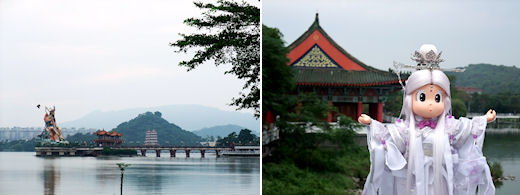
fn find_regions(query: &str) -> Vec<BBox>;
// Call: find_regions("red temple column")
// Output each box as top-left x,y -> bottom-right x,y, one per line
185,150 -> 190,158
201,150 -> 205,158
170,150 -> 176,157
357,102 -> 363,118
377,102 -> 383,122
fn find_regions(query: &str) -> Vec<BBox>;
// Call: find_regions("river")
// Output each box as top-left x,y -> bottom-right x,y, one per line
0,152 -> 260,195
483,129 -> 520,195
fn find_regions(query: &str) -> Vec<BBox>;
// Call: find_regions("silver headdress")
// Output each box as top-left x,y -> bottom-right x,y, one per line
393,44 -> 464,72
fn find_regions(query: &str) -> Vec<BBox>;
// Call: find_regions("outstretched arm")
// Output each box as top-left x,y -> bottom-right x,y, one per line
358,113 -> 372,125
486,109 -> 496,122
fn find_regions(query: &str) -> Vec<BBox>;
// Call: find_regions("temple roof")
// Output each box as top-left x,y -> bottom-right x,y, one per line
287,13 -> 403,86
294,69 -> 401,87
94,129 -> 122,137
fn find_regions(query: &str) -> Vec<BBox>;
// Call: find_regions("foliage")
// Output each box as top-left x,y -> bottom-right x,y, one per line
216,128 -> 259,146
117,162 -> 131,172
114,112 -> 201,146
488,161 -> 503,188
469,92 -> 520,114
451,98 -> 467,118
171,0 -> 260,117
263,116 -> 370,194
262,25 -> 295,119
66,132 -> 96,146
102,148 -> 137,156
263,161 -> 358,195
385,90 -> 404,117
448,64 -> 520,95
0,139 -> 37,151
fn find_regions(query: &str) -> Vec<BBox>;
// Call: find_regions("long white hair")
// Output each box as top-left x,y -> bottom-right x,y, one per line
401,69 -> 452,195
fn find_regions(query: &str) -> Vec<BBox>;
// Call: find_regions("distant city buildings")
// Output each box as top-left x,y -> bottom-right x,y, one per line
144,129 -> 159,146
456,86 -> 483,95
0,127 -> 97,141
200,140 -> 217,147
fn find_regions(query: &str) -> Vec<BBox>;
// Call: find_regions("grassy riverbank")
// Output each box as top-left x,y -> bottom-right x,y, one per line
263,148 -> 369,194
262,116 -> 370,194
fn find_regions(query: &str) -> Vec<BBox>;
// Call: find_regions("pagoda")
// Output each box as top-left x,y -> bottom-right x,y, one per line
93,129 -> 123,147
285,13 -> 404,122
144,129 -> 159,146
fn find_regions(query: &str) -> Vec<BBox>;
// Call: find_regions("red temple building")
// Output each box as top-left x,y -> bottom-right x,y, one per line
267,13 -> 404,124
93,129 -> 123,147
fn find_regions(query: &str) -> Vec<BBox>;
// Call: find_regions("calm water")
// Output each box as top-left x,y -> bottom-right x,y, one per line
483,129 -> 520,195
0,152 -> 259,195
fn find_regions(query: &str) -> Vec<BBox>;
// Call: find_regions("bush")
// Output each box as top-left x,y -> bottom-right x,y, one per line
101,147 -> 137,156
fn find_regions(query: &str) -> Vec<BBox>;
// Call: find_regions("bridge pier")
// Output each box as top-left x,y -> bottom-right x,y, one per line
155,150 -> 161,157
201,150 -> 205,158
141,150 -> 146,156
215,150 -> 219,157
170,150 -> 176,157
185,150 -> 190,158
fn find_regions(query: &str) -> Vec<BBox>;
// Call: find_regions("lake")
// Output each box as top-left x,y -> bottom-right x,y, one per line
483,129 -> 520,195
0,152 -> 260,195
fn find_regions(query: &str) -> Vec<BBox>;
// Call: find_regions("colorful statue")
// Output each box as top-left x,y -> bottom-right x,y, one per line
40,106 -> 64,142
359,44 -> 496,195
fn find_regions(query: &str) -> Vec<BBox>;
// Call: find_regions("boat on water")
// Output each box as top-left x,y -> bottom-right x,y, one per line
220,146 -> 260,157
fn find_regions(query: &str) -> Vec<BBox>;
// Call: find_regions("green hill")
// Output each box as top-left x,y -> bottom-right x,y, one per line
192,124 -> 259,138
448,64 -> 520,94
113,111 -> 201,146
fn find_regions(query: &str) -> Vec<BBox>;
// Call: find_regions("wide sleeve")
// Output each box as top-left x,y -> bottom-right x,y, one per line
447,115 -> 487,149
363,120 -> 407,195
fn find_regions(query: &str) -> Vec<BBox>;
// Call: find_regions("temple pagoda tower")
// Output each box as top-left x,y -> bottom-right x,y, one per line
285,13 -> 404,122
144,129 -> 159,146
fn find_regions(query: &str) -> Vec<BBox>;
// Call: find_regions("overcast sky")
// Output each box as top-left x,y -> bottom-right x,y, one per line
0,0 -> 257,127
263,0 -> 519,70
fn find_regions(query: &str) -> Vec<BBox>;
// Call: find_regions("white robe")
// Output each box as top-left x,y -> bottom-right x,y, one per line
363,116 -> 495,195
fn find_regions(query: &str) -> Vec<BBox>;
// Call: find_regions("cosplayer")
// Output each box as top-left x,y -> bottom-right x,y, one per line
358,44 -> 496,195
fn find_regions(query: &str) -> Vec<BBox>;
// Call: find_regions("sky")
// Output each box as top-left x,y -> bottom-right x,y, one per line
0,0 -> 257,127
263,0 -> 520,70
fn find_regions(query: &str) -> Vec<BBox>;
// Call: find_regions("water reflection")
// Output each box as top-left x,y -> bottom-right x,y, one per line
42,158 -> 60,195
0,152 -> 259,195
483,131 -> 520,195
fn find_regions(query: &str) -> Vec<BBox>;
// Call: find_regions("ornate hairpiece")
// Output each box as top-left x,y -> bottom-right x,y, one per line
393,44 -> 464,72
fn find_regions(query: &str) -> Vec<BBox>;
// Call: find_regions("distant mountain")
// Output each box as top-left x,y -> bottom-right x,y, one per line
448,64 -> 520,94
113,111 -> 201,146
192,124 -> 259,138
61,104 -> 259,131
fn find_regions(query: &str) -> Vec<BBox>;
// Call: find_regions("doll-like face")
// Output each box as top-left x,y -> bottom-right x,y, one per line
412,84 -> 446,119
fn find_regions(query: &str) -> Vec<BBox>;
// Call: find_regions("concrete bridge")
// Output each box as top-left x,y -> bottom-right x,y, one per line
35,146 -> 233,158
35,147 -> 103,156
115,146 -> 233,158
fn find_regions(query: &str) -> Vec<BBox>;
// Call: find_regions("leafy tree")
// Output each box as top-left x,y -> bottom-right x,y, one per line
237,129 -> 256,144
171,0 -> 260,117
262,25 -> 295,119
116,162 -> 131,195
217,129 -> 258,146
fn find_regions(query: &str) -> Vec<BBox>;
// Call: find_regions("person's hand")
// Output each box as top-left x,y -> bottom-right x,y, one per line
486,109 -> 496,122
358,114 -> 372,125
